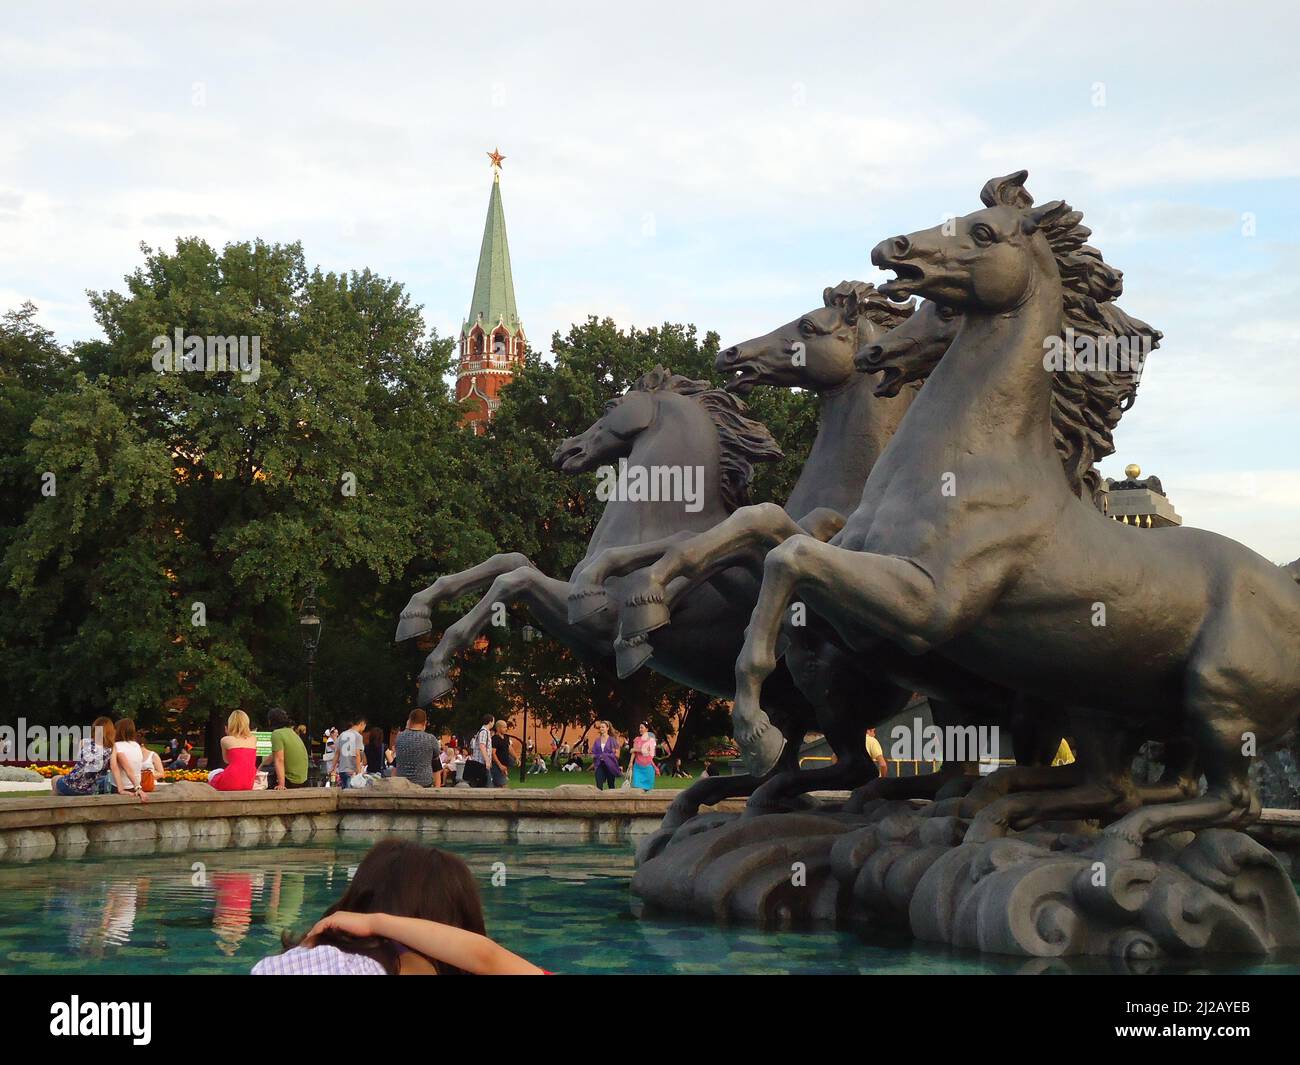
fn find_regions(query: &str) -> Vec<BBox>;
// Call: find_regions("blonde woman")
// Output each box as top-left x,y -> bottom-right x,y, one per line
209,710 -> 259,791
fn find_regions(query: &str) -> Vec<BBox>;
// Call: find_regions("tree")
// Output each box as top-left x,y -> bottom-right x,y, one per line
0,240 -> 486,745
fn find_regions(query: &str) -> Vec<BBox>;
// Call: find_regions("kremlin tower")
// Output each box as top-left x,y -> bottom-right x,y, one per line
455,147 -> 526,433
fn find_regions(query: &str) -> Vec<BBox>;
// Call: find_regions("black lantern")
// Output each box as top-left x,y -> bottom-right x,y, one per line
518,623 -> 538,781
298,584 -> 323,776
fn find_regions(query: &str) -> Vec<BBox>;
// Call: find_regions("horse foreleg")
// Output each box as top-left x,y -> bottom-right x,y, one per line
397,553 -> 535,641
618,502 -> 816,640
416,568 -> 611,705
735,538 -> 983,776
731,539 -> 819,776
566,533 -> 696,622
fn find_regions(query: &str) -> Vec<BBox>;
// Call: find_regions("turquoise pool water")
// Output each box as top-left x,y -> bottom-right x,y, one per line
1,839 -> 1297,975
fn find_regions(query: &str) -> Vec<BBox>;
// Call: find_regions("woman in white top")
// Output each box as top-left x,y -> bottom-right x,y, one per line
110,717 -> 148,801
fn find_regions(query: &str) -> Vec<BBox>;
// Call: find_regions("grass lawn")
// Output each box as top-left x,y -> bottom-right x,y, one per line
505,766 -> 699,790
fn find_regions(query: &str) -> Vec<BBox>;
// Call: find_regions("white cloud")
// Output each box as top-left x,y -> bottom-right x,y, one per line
1,0 -> 1298,557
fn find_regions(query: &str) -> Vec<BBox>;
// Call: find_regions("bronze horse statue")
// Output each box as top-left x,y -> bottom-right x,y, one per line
564,284 -> 925,822
730,171 -> 1300,859
588,283 -> 1152,812
395,366 -> 822,772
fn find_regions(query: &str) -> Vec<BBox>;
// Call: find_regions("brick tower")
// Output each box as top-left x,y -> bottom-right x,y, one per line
455,147 -> 526,433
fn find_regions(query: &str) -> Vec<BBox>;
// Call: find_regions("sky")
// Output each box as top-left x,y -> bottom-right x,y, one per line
3,0 -> 1299,561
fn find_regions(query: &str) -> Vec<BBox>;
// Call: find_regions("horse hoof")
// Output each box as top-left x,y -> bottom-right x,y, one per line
416,667 -> 452,705
566,587 -> 608,624
620,587 -> 671,638
615,633 -> 653,678
395,605 -> 432,642
736,720 -> 785,777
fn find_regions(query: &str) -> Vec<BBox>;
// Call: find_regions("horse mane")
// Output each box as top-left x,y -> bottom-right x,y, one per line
823,280 -> 915,346
981,172 -> 1164,504
631,366 -> 783,511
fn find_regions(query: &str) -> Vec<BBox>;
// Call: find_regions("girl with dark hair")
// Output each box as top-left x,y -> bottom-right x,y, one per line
251,840 -> 543,975
629,723 -> 657,790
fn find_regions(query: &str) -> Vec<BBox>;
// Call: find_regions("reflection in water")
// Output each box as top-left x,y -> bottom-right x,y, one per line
262,868 -> 307,943
0,841 -> 1295,976
103,880 -> 140,946
211,873 -> 254,956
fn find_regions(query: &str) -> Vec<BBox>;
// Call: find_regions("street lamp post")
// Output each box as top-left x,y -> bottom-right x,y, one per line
298,584 -> 323,779
519,624 -> 537,783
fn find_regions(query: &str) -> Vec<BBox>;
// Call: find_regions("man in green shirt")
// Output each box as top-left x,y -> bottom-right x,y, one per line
264,707 -> 309,789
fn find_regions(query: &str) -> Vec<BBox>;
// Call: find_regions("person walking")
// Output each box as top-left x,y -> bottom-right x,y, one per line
629,723 -> 657,791
393,709 -> 441,788
263,707 -> 309,789
591,721 -> 620,790
464,714 -> 493,788
490,720 -> 512,789
865,727 -> 889,778
321,728 -> 338,783
334,716 -> 367,789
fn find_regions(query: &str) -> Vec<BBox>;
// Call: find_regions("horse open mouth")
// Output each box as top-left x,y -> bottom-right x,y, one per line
877,261 -> 925,300
871,364 -> 907,398
722,364 -> 760,395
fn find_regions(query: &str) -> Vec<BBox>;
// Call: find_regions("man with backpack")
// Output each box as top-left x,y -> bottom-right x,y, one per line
464,714 -> 493,788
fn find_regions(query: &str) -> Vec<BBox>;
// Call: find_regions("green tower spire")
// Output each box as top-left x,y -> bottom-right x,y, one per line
463,149 -> 521,337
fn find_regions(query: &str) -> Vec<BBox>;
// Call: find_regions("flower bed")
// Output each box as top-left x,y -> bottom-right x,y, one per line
164,769 -> 208,783
27,764 -> 73,778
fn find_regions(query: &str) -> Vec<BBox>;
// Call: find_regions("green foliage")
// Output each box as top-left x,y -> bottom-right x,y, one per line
0,239 -> 482,731
0,248 -> 818,750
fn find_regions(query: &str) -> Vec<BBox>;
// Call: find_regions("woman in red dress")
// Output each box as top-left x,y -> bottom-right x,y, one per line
208,710 -> 259,791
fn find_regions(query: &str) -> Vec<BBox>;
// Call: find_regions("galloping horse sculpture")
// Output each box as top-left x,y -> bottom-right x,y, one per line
395,367 -> 820,766
586,277 -> 1148,809
566,284 -> 926,820
730,171 -> 1300,857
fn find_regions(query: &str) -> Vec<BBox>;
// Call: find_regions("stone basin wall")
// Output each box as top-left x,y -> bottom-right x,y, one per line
1,781 -> 1297,868
0,781 -> 745,863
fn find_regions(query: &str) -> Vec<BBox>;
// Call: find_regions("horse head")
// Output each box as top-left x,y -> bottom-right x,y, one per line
856,299 -> 962,398
553,377 -> 666,473
870,170 -> 1114,316
870,171 -> 1159,502
553,366 -> 782,513
717,281 -> 913,396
